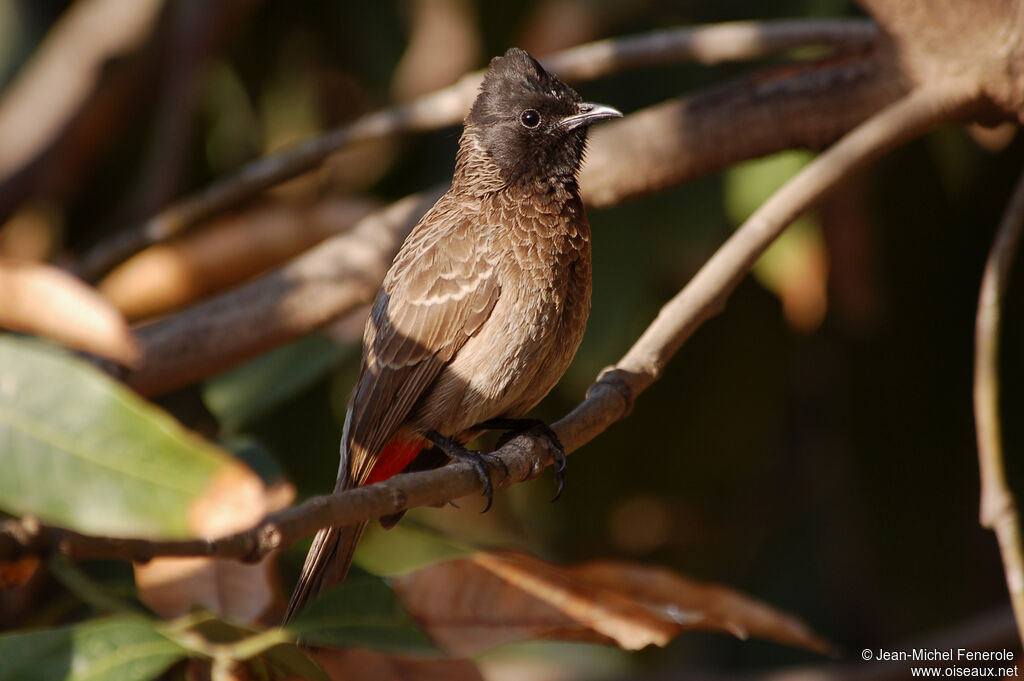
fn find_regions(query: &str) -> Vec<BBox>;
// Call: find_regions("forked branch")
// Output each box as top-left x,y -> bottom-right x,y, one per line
73,19 -> 876,280
127,51 -> 898,396
0,83 -> 974,563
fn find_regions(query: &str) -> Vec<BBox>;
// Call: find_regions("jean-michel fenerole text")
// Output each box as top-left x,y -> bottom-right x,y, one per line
873,649 -> 1016,662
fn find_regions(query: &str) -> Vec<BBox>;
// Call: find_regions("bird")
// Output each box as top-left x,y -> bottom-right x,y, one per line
284,47 -> 621,623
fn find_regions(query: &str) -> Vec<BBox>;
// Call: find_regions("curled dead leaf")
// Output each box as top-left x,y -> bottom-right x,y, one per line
393,551 -> 831,656
566,561 -> 832,654
0,258 -> 139,365
187,463 -> 270,538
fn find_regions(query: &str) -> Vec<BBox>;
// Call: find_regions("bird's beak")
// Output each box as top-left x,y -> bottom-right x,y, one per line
558,102 -> 623,131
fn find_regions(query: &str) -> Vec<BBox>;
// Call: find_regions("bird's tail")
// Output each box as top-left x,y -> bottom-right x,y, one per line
283,519 -> 367,624
284,405 -> 367,624
283,406 -> 425,624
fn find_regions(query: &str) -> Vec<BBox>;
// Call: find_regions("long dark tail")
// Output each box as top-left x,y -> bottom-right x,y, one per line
283,520 -> 367,623
284,406 -> 366,624
284,407 -> 428,623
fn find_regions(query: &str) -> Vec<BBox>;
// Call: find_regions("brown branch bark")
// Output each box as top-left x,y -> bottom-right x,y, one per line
975,168 -> 1024,648
128,190 -> 443,395
73,19 -> 877,281
0,82 -> 975,564
126,51 -> 900,397
540,18 -> 877,73
580,49 -> 903,207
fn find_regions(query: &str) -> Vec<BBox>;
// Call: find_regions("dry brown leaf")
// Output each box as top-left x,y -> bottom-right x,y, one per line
187,463 -> 275,539
134,480 -> 292,623
99,198 -> 377,321
393,551 -> 831,656
311,647 -> 483,681
0,258 -> 139,365
566,561 -> 832,654
0,556 -> 40,590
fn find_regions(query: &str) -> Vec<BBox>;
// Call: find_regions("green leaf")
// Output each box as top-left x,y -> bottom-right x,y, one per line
723,151 -> 826,328
287,575 -> 436,653
203,334 -> 350,431
724,150 -> 815,222
262,643 -> 331,681
0,615 -> 185,681
48,554 -> 140,615
0,335 -> 260,537
165,611 -> 331,681
357,523 -> 473,577
723,151 -> 821,279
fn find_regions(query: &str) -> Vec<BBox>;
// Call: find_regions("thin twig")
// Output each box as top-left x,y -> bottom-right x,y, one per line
542,18 -> 877,74
127,52 -> 897,396
607,85 -> 975,397
580,49 -> 900,207
0,83 -> 975,564
73,19 -> 877,280
975,168 -> 1024,648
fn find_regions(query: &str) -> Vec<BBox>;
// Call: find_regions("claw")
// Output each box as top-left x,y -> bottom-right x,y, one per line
458,451 -> 494,511
425,430 -> 501,512
474,418 -> 568,501
549,445 -> 567,501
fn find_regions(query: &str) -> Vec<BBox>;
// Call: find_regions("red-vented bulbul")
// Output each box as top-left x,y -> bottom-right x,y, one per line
284,47 -> 621,622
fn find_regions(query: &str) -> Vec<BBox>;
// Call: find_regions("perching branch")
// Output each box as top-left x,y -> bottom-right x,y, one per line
0,82 -> 975,563
126,51 -> 898,396
974,168 -> 1024,648
73,19 -> 877,280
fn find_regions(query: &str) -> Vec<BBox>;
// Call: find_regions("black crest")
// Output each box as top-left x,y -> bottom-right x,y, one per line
466,48 -> 587,185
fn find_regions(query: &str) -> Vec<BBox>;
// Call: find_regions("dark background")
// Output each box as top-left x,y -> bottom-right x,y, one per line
3,0 -> 1022,677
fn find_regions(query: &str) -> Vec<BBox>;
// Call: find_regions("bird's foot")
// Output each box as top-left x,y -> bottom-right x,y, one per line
425,430 -> 508,512
474,418 -> 567,502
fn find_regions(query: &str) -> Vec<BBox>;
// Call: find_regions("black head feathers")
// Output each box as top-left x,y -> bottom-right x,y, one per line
475,48 -> 581,112
464,48 -> 599,186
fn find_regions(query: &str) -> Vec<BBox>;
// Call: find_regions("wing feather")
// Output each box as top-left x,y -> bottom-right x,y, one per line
344,198 -> 500,486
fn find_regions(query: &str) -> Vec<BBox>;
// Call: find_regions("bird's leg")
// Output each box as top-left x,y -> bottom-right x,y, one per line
474,418 -> 567,501
425,430 -> 507,512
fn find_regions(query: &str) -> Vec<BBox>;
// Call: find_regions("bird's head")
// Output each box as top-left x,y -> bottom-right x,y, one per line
465,48 -> 621,187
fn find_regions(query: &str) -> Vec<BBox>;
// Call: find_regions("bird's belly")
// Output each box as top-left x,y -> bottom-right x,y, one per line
410,274 -> 588,437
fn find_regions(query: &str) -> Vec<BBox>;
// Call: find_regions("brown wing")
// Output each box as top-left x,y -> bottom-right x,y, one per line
343,197 -> 500,486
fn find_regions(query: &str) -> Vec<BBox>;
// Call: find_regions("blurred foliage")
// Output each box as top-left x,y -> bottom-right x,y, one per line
0,614 -> 186,681
0,337 -> 259,538
286,574 -> 437,653
1,0 -> 1023,678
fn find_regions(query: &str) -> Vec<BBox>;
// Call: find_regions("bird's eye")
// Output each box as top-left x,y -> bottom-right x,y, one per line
520,109 -> 540,128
